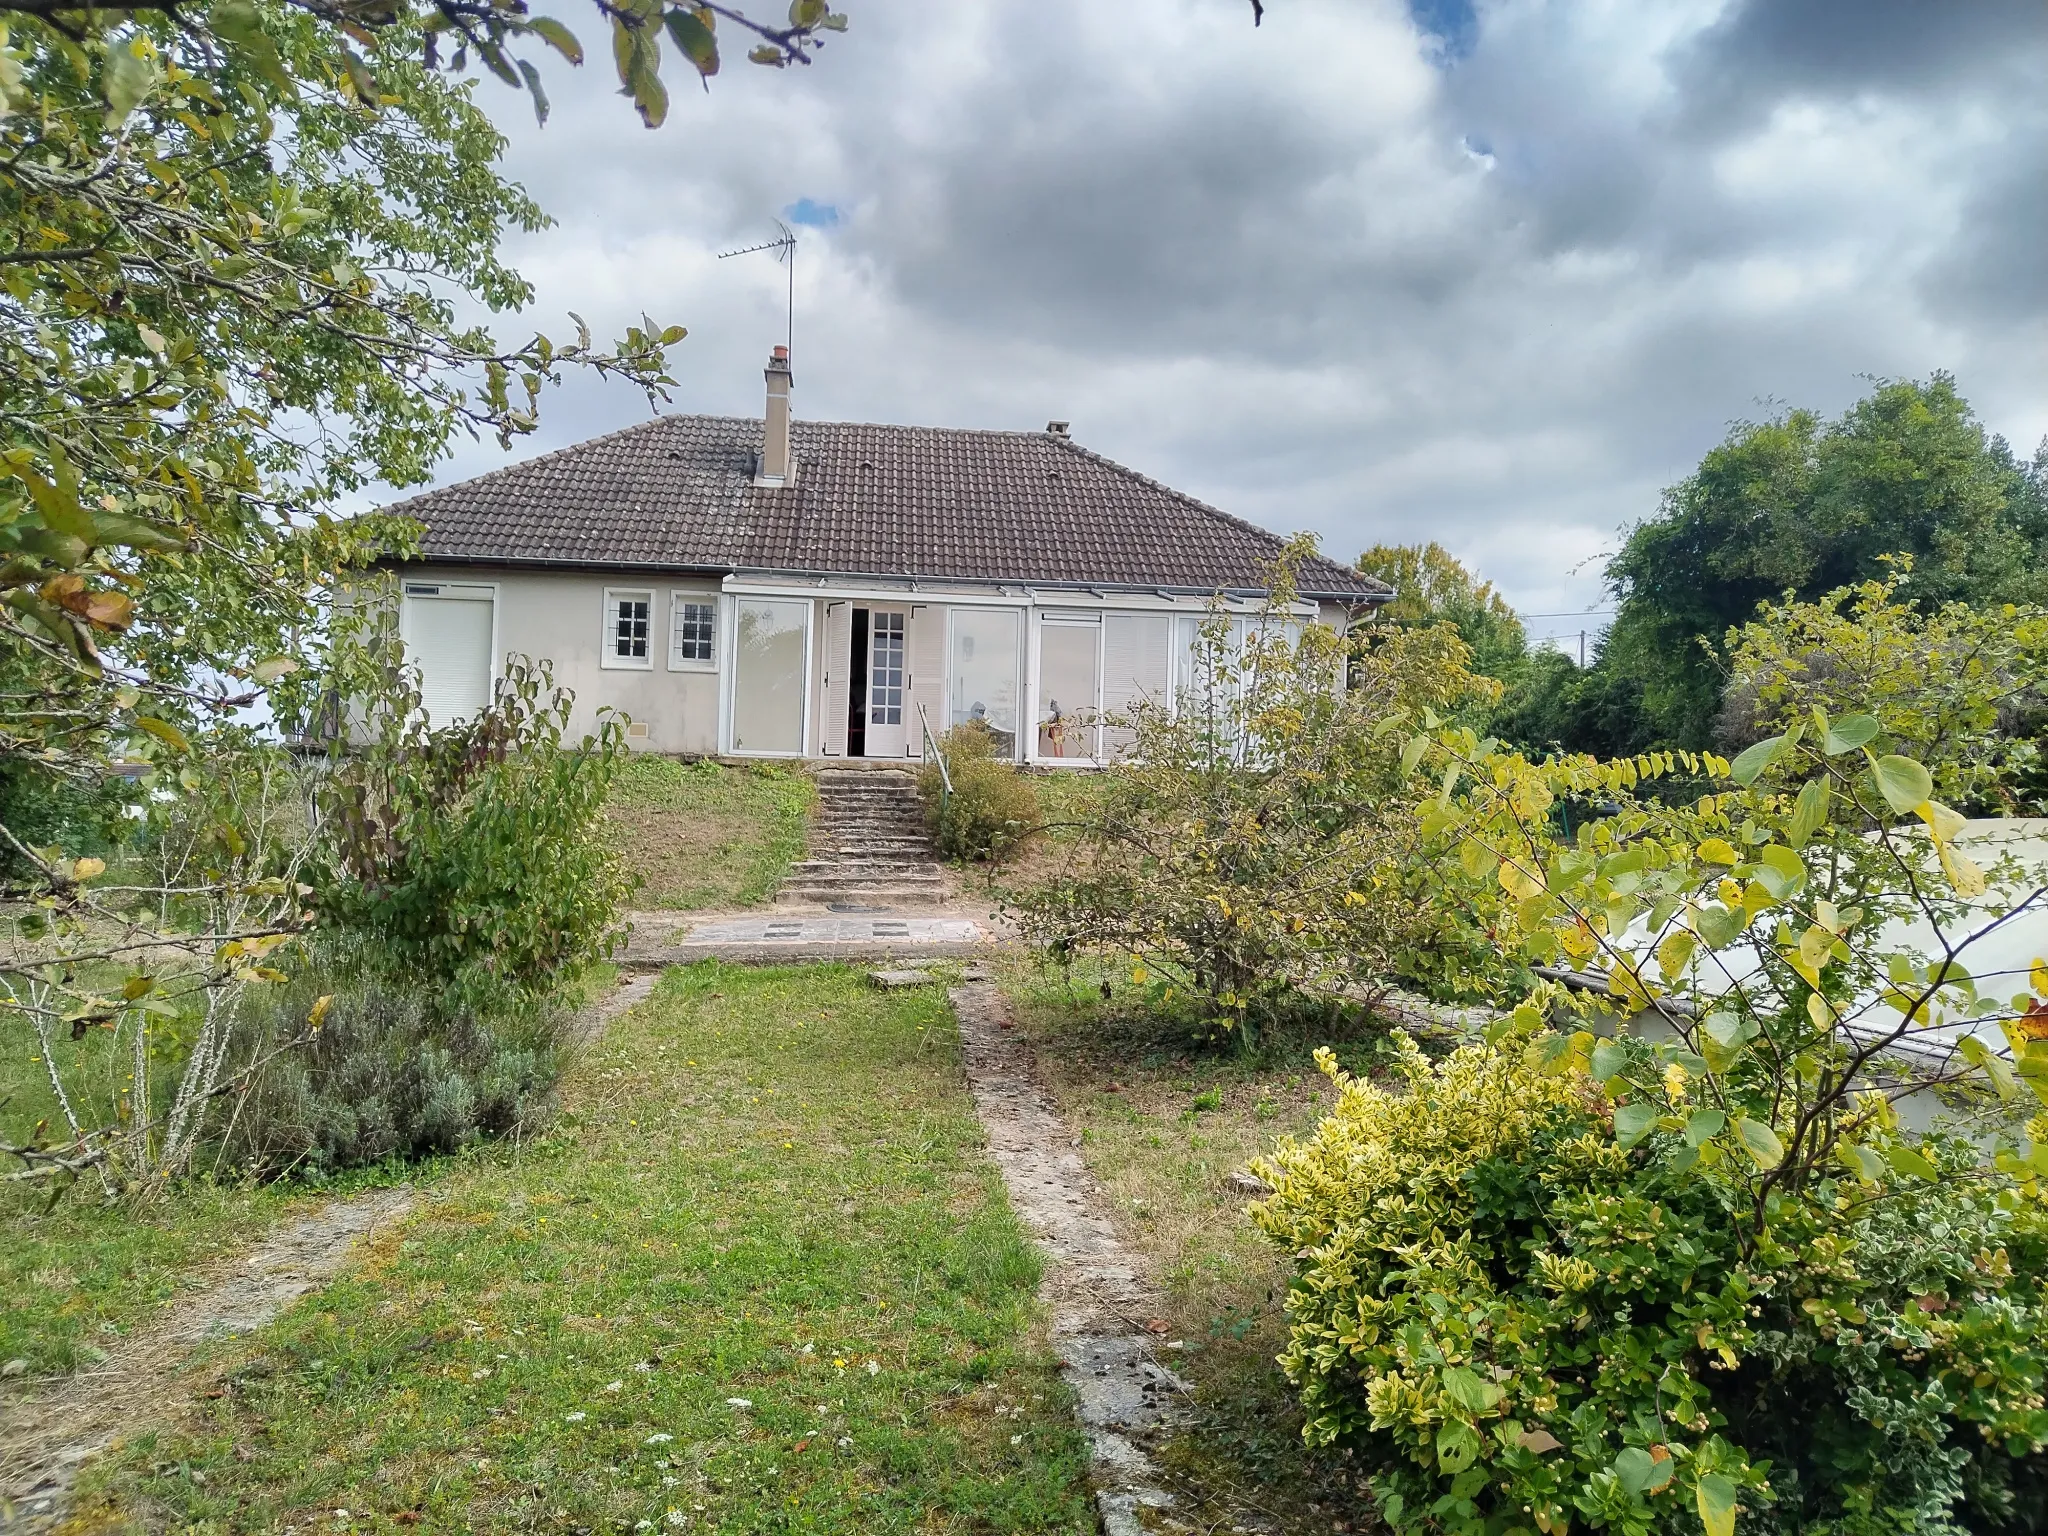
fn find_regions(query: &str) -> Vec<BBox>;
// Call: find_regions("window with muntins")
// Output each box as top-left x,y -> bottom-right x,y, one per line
672,598 -> 716,666
610,592 -> 652,664
869,611 -> 905,725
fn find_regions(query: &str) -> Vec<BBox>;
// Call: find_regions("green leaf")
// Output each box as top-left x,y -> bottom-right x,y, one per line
1590,1039 -> 1629,1085
788,0 -> 828,26
529,16 -> 586,64
517,58 -> 550,124
1697,1473 -> 1739,1536
1440,1365 -> 1504,1413
1684,1108 -> 1726,1147
1435,1418 -> 1482,1473
251,657 -> 298,685
1753,844 -> 1807,899
664,7 -> 719,75
1613,1102 -> 1659,1149
1399,733 -> 1429,780
1958,1035 -> 2017,1100
1871,752 -> 1933,815
102,42 -> 156,127
1838,1142 -> 1883,1183
1788,778 -> 1829,850
132,715 -> 190,753
1695,904 -> 1741,949
1734,1116 -> 1784,1169
747,42 -> 784,65
1824,713 -> 1879,754
1728,734 -> 1785,786
1887,1142 -> 1938,1180
1614,1446 -> 1656,1496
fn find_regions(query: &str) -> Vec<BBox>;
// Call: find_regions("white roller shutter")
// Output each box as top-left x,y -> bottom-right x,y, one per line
404,584 -> 495,725
1101,613 -> 1171,759
820,601 -> 852,756
906,603 -> 945,756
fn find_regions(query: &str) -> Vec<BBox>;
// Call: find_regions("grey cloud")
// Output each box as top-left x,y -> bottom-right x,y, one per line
410,0 -> 2046,624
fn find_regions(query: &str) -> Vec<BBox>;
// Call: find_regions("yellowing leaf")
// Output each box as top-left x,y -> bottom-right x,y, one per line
1871,752 -> 1933,816
1734,1116 -> 1783,1169
72,856 -> 106,880
1917,798 -> 1967,843
1696,837 -> 1740,866
1697,1474 -> 1739,1536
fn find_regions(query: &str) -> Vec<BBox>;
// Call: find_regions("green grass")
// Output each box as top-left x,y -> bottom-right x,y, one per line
74,964 -> 1093,1534
604,759 -> 816,911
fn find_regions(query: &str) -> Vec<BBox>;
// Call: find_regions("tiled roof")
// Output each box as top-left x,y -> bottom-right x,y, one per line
388,415 -> 1390,602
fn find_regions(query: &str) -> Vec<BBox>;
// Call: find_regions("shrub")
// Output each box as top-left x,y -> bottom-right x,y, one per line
220,954 -> 571,1178
1253,1024 -> 2048,1536
919,724 -> 1039,862
315,600 -> 636,1016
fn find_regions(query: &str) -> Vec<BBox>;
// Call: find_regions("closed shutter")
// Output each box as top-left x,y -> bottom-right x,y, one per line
820,601 -> 851,756
405,586 -> 495,725
1101,613 -> 1170,759
906,603 -> 945,756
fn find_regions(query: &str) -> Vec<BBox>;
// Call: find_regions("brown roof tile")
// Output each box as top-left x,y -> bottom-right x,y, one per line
389,415 -> 1389,602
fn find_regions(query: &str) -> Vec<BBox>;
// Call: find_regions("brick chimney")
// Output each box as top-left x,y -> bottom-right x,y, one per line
758,344 -> 794,486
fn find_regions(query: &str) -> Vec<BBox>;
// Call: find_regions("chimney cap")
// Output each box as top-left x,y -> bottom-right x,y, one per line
769,344 -> 790,366
1046,420 -> 1070,437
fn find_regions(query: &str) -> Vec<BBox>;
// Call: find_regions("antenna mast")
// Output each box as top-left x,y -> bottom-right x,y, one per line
717,220 -> 798,355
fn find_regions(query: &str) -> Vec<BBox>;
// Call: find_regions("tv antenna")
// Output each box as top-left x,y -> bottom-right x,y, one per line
718,220 -> 798,356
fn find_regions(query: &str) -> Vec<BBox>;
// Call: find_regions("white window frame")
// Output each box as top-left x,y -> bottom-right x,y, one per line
602,586 -> 656,671
1030,610 -> 1105,767
667,590 -> 720,672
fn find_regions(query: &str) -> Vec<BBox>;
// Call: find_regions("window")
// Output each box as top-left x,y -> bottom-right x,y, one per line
604,589 -> 653,668
670,595 -> 717,669
402,583 -> 496,724
869,610 -> 905,725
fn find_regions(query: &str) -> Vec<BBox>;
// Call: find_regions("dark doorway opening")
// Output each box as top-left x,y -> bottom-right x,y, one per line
847,606 -> 870,757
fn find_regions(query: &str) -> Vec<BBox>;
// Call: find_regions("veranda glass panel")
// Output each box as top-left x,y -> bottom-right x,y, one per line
949,608 -> 1020,759
732,598 -> 808,755
1037,620 -> 1100,760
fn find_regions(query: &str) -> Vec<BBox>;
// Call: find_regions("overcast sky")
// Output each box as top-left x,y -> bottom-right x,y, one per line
418,0 -> 2047,647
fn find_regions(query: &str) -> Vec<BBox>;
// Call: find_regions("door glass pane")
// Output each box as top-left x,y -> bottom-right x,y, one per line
950,609 -> 1020,759
869,611 -> 905,725
733,598 -> 807,754
1037,620 -> 1100,760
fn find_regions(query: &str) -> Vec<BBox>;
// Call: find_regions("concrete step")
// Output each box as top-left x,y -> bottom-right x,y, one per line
790,860 -> 943,878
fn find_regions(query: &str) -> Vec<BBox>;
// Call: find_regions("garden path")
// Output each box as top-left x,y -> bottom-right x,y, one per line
949,980 -> 1206,1536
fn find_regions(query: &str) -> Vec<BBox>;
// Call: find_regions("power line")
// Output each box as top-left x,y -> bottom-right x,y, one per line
1518,607 -> 1616,619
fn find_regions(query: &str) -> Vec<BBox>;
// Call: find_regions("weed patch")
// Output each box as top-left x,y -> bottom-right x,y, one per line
605,759 -> 814,910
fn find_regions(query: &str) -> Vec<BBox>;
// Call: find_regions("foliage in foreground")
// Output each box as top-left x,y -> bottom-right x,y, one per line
1009,559 -> 1500,1039
220,955 -> 575,1178
1254,1027 -> 2048,1536
920,722 -> 1039,862
315,604 -> 636,1018
1250,700 -> 2048,1534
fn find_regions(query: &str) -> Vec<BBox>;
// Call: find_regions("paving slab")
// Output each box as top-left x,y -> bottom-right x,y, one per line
623,912 -> 995,966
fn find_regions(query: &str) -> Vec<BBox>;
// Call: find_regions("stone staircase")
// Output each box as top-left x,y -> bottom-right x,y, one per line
776,767 -> 949,910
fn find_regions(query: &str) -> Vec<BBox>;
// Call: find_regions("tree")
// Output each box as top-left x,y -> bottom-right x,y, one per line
0,0 -> 815,1189
1601,375 -> 2047,750
1355,541 -> 1528,687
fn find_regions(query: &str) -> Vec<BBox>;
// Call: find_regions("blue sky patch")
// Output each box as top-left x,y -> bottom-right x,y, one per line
783,198 -> 843,229
1408,0 -> 1477,61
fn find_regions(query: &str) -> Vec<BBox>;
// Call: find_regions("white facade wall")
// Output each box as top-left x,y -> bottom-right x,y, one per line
394,562 -> 1354,763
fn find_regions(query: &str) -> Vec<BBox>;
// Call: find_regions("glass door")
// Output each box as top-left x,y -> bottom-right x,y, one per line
865,607 -> 908,757
1036,616 -> 1101,761
731,598 -> 810,755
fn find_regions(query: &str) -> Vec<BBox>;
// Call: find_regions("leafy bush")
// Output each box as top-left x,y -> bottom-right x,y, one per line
1008,550 -> 1501,1037
919,723 -> 1039,862
315,603 -> 636,1016
221,954 -> 571,1178
1254,1024 -> 2048,1536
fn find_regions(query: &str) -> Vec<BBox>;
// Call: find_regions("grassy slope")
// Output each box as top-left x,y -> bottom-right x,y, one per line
604,759 -> 814,912
75,964 -> 1092,1534
1001,958 -> 1387,1533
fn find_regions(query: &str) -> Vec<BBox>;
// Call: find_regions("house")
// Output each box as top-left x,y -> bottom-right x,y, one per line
383,347 -> 1391,763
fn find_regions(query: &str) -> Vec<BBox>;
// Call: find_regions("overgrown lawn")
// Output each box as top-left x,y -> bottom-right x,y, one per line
604,759 -> 815,910
75,963 -> 1092,1533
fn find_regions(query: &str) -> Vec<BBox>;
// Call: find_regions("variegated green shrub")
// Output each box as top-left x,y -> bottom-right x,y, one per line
1254,1018 -> 2048,1536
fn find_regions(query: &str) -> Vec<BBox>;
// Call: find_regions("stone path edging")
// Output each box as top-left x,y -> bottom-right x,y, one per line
949,981 -> 1189,1535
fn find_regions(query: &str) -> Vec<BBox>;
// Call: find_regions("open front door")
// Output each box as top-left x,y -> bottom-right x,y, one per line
863,606 -> 909,757
821,601 -> 851,757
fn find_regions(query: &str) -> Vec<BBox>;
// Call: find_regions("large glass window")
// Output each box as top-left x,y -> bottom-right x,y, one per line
732,598 -> 808,755
604,589 -> 653,668
949,608 -> 1020,759
1037,617 -> 1101,760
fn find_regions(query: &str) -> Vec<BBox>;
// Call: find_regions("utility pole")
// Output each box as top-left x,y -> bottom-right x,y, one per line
1578,630 -> 1586,667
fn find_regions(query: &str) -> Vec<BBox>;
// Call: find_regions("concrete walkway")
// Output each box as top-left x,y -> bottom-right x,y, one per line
621,909 -> 999,966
